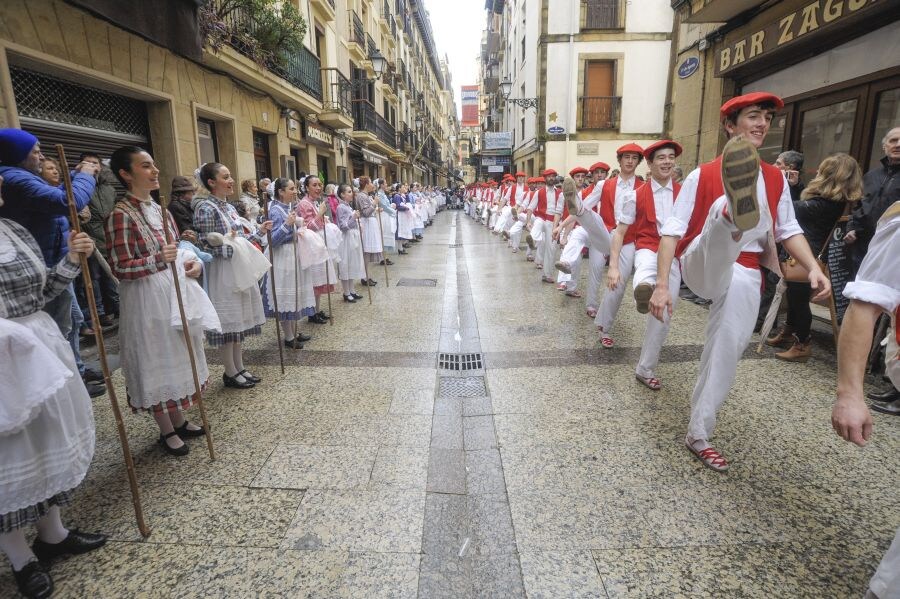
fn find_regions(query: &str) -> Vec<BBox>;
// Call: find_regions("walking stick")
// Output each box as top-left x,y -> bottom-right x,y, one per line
159,196 -> 216,461
56,145 -> 150,538
375,206 -> 390,286
356,214 -> 373,305
290,203 -> 301,333
321,209 -> 334,326
260,197 -> 285,374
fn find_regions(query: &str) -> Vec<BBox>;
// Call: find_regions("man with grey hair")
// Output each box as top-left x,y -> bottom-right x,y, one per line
846,126 -> 900,271
775,150 -> 804,201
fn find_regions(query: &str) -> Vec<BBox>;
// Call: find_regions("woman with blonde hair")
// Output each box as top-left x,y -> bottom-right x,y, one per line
767,152 -> 863,362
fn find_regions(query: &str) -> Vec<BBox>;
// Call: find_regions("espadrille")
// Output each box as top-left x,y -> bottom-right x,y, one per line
562,176 -> 582,216
720,135 -> 760,232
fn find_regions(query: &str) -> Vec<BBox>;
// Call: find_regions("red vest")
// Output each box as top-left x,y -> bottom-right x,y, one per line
632,179 -> 682,252
599,177 -> 640,244
675,157 -> 784,269
533,187 -> 549,220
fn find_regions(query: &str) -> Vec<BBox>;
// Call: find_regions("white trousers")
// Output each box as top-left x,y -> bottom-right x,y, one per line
537,219 -> 557,279
571,213 -> 611,308
683,197 -> 760,442
633,249 -> 681,378
558,228 -> 588,289
493,206 -> 513,233
871,529 -> 900,599
594,242 -> 635,332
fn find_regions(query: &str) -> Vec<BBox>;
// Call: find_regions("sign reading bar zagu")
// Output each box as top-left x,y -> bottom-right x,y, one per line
715,0 -> 881,76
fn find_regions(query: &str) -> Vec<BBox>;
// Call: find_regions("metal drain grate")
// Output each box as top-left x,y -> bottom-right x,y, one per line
397,278 -> 437,287
438,352 -> 483,371
439,376 -> 487,398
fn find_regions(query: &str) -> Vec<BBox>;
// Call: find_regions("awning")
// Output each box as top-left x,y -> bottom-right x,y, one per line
362,148 -> 388,165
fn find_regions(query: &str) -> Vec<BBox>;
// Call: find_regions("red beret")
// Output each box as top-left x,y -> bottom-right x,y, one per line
616,143 -> 644,157
541,168 -> 558,177
589,162 -> 610,172
719,92 -> 784,121
515,171 -> 527,178
568,167 -> 588,176
643,140 -> 683,160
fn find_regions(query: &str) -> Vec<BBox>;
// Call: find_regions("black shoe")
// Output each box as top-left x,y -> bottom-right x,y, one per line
867,387 -> 900,402
157,431 -> 189,456
12,561 -> 53,599
366,278 -> 377,286
343,294 -> 357,303
871,400 -> 900,416
239,370 -> 261,383
222,373 -> 254,389
82,367 -> 104,383
361,278 -> 371,286
296,332 -> 312,342
398,249 -> 408,255
175,421 -> 206,438
33,530 -> 108,562
379,259 -> 394,266
308,314 -> 327,324
350,292 -> 364,300
317,311 -> 331,320
284,337 -> 304,349
85,381 -> 106,398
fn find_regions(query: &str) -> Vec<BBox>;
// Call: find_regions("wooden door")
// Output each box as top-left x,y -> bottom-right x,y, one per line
583,61 -> 616,129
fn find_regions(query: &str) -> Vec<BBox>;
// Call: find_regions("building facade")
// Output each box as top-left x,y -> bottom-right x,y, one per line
668,0 -> 899,175
476,0 -> 674,178
0,0 -> 460,199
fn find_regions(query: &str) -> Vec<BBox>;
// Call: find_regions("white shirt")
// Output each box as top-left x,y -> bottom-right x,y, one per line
514,184 -> 526,205
660,166 -> 803,252
546,186 -> 563,216
843,205 -> 900,313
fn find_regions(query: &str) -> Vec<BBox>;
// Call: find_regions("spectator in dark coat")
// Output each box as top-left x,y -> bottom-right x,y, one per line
845,126 -> 899,270
776,150 -> 805,202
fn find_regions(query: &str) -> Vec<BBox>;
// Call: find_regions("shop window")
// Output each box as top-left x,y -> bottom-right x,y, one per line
197,118 -> 219,165
799,99 -> 857,178
581,60 -> 620,130
759,112 -> 787,165
253,130 -> 272,181
868,87 -> 900,170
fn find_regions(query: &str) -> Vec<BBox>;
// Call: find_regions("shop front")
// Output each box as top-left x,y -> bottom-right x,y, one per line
304,121 -> 337,183
709,0 -> 899,176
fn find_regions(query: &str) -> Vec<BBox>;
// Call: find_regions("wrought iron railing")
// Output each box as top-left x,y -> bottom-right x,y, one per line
383,0 -> 391,21
584,0 -> 621,29
367,34 -> 377,59
580,96 -> 621,129
353,101 -> 396,148
321,68 -> 352,117
350,10 -> 365,45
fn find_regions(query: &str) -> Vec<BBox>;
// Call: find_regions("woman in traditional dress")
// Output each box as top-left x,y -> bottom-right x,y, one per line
193,162 -> 272,390
335,184 -> 366,303
354,176 -> 381,284
393,183 -> 413,254
261,177 -> 315,349
375,179 -> 396,262
296,175 -> 334,323
105,147 -> 219,456
0,175 -> 105,598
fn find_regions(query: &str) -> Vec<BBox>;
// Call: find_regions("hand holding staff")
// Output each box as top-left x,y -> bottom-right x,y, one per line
262,198 -> 286,373
57,145 -> 150,538
159,196 -> 216,461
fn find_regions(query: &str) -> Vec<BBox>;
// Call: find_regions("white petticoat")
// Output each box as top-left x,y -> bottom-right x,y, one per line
206,251 -> 266,335
264,239 -> 315,315
360,216 -> 383,253
119,253 -> 213,409
397,210 -> 415,240
0,311 -> 95,515
337,229 -> 366,281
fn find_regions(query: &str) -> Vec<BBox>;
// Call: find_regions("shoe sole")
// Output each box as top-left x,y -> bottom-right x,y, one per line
634,282 -> 654,314
525,233 -> 536,250
720,135 -> 760,232
555,260 -> 572,274
562,176 -> 581,216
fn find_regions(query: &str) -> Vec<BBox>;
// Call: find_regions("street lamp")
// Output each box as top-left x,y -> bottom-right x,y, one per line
499,77 -> 538,110
414,114 -> 424,130
370,48 -> 387,79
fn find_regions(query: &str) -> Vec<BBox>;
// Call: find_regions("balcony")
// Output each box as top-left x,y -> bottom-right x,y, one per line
579,96 -> 622,130
319,68 -> 353,129
348,10 -> 367,63
352,101 -> 397,153
582,0 -> 623,30
382,64 -> 398,100
380,0 -> 392,34
482,77 -> 498,94
403,16 -> 412,42
367,34 -> 377,61
309,0 -> 336,21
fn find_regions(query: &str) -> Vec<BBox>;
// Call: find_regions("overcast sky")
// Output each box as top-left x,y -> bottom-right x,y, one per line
425,0 -> 484,119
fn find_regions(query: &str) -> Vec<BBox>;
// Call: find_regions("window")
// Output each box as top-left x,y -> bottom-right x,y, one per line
799,99 -> 858,179
253,130 -> 272,181
520,115 -> 525,144
197,118 -> 218,165
521,36 -> 525,64
581,60 -> 620,130
583,0 -> 621,30
868,86 -> 900,170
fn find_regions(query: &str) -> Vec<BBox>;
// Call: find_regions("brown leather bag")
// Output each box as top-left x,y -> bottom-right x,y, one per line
780,205 -> 849,283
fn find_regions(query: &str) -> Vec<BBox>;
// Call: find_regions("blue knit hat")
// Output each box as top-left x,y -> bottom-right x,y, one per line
0,128 -> 39,165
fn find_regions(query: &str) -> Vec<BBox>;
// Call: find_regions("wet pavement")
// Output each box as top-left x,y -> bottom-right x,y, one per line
3,210 -> 898,598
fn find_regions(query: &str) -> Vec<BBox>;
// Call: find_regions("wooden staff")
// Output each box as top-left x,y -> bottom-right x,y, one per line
159,196 -> 216,460
290,202 -> 301,332
321,207 -> 334,326
355,213 -> 373,305
56,145 -> 150,537
261,195 -> 286,373
375,205 -> 390,286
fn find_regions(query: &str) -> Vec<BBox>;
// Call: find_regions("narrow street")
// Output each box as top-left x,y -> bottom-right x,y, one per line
1,210 -> 896,598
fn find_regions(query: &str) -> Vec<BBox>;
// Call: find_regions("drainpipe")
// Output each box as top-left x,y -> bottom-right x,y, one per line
694,41 -> 708,168
565,0 -> 576,163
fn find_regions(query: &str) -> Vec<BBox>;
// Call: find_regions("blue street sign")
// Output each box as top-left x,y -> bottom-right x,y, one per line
678,57 -> 700,79
547,126 -> 565,134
